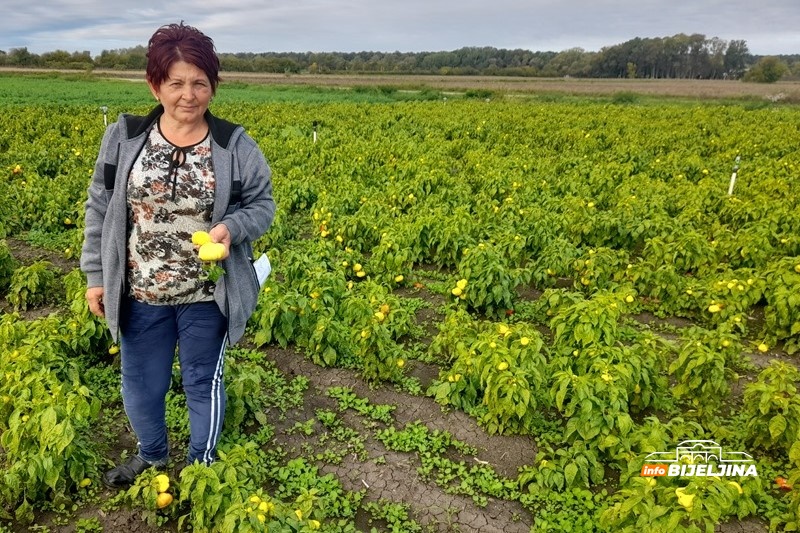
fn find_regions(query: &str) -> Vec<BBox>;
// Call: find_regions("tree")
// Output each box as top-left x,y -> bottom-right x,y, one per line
724,40 -> 749,78
95,46 -> 146,70
744,56 -> 789,83
706,37 -> 726,79
8,47 -> 37,67
42,50 -> 71,66
40,50 -> 92,69
545,48 -> 591,77
686,33 -> 709,78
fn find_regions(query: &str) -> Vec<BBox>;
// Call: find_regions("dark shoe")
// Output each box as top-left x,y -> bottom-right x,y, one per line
102,455 -> 153,489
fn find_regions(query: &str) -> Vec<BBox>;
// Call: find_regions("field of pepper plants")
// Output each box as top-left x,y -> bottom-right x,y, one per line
1,73 -> 800,532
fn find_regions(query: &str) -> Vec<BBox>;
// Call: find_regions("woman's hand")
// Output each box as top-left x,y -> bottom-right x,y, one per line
86,286 -> 105,317
209,224 -> 231,260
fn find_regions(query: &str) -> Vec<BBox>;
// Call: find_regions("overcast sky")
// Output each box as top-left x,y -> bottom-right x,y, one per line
1,0 -> 797,57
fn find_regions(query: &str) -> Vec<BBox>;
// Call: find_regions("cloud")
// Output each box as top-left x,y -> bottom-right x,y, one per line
1,0 -> 797,56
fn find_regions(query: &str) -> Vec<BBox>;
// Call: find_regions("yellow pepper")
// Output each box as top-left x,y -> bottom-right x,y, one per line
198,242 -> 225,261
192,231 -> 211,246
675,487 -> 695,511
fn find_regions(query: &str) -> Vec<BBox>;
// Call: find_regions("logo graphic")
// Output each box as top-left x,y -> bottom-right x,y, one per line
640,440 -> 758,477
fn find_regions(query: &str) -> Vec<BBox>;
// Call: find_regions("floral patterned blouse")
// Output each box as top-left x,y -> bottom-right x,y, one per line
126,124 -> 216,304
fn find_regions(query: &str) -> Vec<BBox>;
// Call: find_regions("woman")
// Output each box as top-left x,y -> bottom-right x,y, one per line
80,22 -> 275,488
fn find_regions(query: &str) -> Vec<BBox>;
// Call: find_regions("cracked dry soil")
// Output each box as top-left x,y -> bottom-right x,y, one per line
262,345 -> 537,533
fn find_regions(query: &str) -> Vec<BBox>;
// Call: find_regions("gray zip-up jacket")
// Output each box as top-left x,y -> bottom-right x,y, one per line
80,105 -> 275,344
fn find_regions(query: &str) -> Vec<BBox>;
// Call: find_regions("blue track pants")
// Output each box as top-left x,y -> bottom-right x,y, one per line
119,297 -> 228,465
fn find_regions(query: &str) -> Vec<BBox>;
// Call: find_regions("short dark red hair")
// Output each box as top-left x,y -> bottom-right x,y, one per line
146,22 -> 220,93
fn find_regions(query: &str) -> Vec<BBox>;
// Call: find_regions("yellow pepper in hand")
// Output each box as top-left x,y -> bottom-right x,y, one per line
198,242 -> 226,261
192,233 -> 226,282
192,231 -> 211,246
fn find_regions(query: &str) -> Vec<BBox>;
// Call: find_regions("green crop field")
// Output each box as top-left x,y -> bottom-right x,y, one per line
1,72 -> 799,532
0,72 -> 455,106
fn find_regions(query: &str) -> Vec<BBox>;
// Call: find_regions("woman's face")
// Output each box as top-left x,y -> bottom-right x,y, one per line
148,60 -> 213,127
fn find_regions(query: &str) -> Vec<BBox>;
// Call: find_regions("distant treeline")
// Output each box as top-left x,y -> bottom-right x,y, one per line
2,33 -> 799,81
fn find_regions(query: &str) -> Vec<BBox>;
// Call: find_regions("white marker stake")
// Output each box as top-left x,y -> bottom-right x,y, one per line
727,156 -> 741,196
